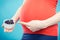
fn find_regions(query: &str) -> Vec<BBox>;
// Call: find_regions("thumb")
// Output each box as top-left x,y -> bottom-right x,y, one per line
2,24 -> 4,28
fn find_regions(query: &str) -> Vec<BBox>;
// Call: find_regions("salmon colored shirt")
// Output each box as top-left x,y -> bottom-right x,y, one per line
19,0 -> 58,36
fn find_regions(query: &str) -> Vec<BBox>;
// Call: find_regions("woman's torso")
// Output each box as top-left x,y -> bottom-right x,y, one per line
20,0 -> 58,36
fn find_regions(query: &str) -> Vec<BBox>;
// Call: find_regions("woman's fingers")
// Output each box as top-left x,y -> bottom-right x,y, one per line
20,22 -> 28,25
20,22 -> 31,28
4,28 -> 13,32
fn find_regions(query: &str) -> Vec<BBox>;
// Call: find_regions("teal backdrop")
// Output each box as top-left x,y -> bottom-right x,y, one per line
0,0 -> 60,40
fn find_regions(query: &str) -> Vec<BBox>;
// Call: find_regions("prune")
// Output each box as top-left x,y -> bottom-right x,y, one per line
5,20 -> 10,24
10,20 -> 14,24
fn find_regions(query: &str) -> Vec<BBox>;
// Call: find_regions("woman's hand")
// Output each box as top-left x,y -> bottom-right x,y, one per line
4,28 -> 14,32
20,20 -> 48,32
2,19 -> 15,32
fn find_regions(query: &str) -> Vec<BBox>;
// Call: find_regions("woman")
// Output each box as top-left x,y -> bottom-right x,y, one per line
2,0 -> 59,40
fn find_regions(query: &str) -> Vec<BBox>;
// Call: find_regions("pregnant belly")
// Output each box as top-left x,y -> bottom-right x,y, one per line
19,0 -> 58,36
20,11 -> 58,36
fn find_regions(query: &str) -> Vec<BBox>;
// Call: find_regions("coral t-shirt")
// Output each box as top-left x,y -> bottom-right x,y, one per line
20,0 -> 58,36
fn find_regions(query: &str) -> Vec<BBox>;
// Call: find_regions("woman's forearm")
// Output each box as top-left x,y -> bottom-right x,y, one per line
11,1 -> 26,23
44,12 -> 60,27
11,8 -> 21,23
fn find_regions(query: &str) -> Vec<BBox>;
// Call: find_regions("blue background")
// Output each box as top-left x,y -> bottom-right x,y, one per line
0,0 -> 60,40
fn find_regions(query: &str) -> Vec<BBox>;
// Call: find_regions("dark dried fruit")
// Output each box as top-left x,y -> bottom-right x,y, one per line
5,20 -> 10,24
10,20 -> 14,24
5,20 -> 14,24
